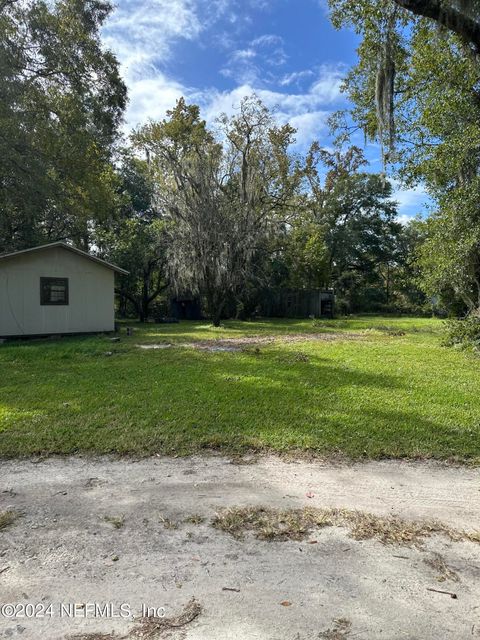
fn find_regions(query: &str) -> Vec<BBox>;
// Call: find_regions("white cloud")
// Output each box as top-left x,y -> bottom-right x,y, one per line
102,0 -> 207,130
103,0 -> 202,73
103,1 -> 346,149
279,70 -> 315,87
121,69 -> 344,152
125,74 -> 188,130
397,213 -> 416,226
288,112 -> 330,146
390,179 -> 430,216
121,66 -> 345,147
309,71 -> 345,104
220,33 -> 288,83
232,48 -> 257,60
251,34 -> 283,47
104,1 -> 287,130
201,67 -> 345,148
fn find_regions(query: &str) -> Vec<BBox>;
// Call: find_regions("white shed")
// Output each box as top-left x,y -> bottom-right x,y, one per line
0,242 -> 128,337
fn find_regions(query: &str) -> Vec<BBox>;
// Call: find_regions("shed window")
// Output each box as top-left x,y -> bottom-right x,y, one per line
40,277 -> 69,305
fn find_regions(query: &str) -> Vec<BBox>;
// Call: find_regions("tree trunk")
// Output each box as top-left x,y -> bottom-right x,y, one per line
115,288 -> 142,321
140,297 -> 149,323
212,307 -> 222,327
118,293 -> 127,318
386,263 -> 391,303
211,296 -> 225,327
140,271 -> 150,323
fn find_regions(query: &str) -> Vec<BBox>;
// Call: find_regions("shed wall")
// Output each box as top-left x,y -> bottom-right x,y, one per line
0,247 -> 115,336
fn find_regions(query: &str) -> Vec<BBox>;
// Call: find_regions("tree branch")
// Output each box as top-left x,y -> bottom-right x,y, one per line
393,0 -> 480,52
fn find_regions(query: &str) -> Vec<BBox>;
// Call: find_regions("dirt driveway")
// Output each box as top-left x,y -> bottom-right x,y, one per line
1,456 -> 479,639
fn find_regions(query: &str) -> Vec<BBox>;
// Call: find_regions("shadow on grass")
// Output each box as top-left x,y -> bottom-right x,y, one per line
1,336 -> 477,460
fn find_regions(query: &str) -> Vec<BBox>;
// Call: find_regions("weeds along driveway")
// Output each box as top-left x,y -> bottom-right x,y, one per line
1,455 -> 480,639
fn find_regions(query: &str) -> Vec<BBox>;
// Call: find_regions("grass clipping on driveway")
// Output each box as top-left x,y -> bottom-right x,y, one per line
0,510 -> 18,530
212,506 -> 480,547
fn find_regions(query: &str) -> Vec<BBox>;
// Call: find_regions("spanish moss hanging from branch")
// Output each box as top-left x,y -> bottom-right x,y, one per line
375,12 -> 397,167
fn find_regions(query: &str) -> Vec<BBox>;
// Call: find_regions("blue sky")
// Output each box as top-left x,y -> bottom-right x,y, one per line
102,0 -> 428,220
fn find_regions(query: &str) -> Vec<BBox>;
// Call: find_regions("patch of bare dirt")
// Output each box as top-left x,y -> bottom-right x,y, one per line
137,332 -> 365,353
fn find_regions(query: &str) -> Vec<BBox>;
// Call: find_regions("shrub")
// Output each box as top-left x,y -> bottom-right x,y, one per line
443,316 -> 480,350
150,300 -> 170,322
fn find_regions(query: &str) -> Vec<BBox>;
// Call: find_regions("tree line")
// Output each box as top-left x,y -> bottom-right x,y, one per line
101,97 -> 424,325
1,0 -> 478,326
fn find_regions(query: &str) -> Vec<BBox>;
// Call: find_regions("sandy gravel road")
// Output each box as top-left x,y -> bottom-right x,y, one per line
1,455 -> 479,639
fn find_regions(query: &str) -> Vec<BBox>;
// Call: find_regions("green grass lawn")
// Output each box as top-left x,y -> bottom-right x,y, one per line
1,316 -> 479,461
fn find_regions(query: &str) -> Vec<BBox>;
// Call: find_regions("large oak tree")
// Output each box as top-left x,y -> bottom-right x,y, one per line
328,0 -> 480,314
0,0 -> 126,252
134,96 -> 302,326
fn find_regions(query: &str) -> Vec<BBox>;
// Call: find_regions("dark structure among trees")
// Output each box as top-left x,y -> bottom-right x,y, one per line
260,289 -> 335,319
169,289 -> 335,321
170,296 -> 202,321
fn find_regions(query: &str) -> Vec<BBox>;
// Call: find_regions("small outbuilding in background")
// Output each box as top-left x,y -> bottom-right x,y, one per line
260,289 -> 335,319
170,295 -> 202,321
0,241 -> 128,338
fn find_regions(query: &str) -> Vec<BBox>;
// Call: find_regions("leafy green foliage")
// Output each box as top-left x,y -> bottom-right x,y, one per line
96,155 -> 169,321
327,0 -> 480,317
300,145 -> 415,311
0,0 -> 126,251
417,183 -> 480,314
283,216 -> 330,290
134,96 -> 302,326
443,316 -> 480,350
